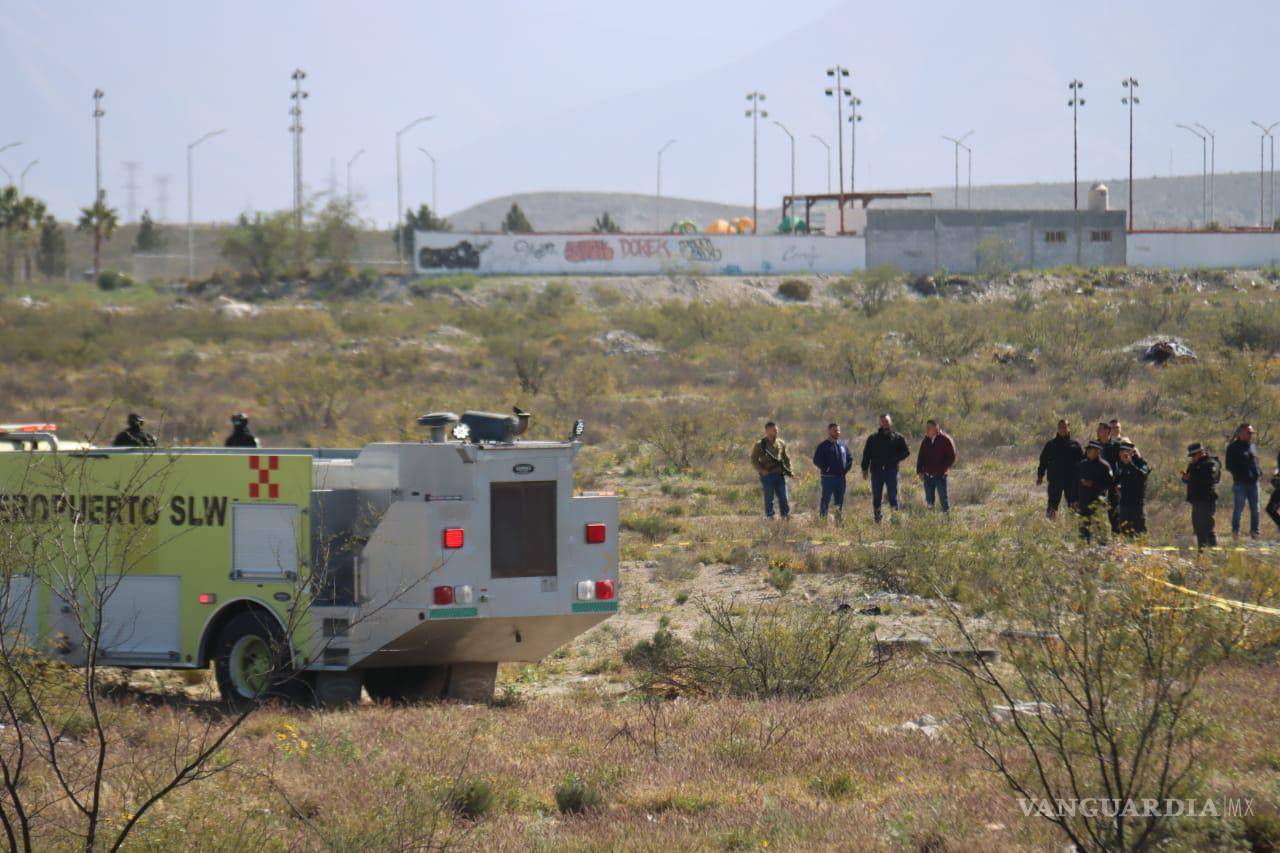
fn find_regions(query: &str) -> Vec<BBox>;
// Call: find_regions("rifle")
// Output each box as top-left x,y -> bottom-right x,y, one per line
759,439 -> 794,477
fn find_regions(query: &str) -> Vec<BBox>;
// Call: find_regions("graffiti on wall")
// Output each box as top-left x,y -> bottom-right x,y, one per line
618,238 -> 671,258
677,237 -> 722,263
564,239 -> 614,263
513,240 -> 559,261
417,240 -> 490,270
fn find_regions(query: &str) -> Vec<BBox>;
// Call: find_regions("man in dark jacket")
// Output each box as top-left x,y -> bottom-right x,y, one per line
112,413 -> 156,448
1037,419 -> 1084,518
861,414 -> 910,523
916,419 -> 957,512
1183,442 -> 1221,548
225,413 -> 260,448
1114,441 -> 1151,536
1266,449 -> 1280,532
1225,423 -> 1262,538
1074,440 -> 1115,542
812,422 -> 853,519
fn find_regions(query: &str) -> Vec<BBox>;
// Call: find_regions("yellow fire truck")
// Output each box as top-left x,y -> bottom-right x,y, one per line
0,413 -> 619,707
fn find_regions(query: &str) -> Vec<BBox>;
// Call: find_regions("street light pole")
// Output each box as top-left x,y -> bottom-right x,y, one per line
1251,121 -> 1278,228
656,139 -> 676,233
0,142 -> 20,156
19,159 -> 37,195
745,93 -> 766,234
1176,124 -> 1207,226
847,95 -> 862,194
1068,80 -> 1085,210
824,67 -> 851,233
418,147 -> 438,216
941,132 -> 972,209
1194,123 -> 1215,224
772,121 -> 795,204
395,115 -> 433,270
346,148 -> 365,205
92,89 -> 105,279
187,129 -> 227,279
810,135 -> 831,193
1122,78 -> 1139,231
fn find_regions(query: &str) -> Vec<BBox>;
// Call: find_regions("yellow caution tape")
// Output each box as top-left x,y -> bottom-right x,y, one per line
1137,571 -> 1280,618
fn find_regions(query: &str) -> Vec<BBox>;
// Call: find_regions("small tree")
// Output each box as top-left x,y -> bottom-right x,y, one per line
220,210 -> 298,282
391,204 -> 450,259
35,215 -> 66,280
132,209 -> 165,253
0,186 -> 47,283
502,203 -> 533,234
313,197 -> 360,277
592,211 -> 621,234
76,195 -> 119,279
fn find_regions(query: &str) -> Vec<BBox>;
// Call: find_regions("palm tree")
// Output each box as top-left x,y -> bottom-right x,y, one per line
77,194 -> 119,278
0,186 -> 48,284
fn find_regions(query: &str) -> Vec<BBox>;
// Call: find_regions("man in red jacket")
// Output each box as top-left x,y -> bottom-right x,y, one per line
916,419 -> 957,512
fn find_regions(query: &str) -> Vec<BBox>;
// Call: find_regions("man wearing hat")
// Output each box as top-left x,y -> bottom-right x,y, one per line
111,413 -> 156,448
1114,440 -> 1151,536
224,413 -> 260,448
1182,442 -> 1221,548
1074,440 -> 1115,542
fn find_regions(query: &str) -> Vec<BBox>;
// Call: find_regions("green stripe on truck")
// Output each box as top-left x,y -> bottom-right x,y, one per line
428,607 -> 479,619
571,601 -> 619,613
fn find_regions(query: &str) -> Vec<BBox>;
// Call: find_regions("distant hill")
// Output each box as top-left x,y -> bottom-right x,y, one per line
448,171 -> 1276,233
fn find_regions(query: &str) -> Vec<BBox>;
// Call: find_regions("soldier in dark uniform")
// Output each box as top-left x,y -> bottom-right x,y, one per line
112,413 -> 156,448
1268,449 -> 1280,532
1074,440 -> 1115,542
225,413 -> 260,448
1036,419 -> 1084,518
1182,442 -> 1221,548
1114,440 -> 1151,536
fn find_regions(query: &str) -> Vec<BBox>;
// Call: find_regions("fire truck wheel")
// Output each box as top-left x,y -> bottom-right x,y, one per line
364,666 -> 448,704
213,611 -> 300,710
313,672 -> 364,709
444,662 -> 498,704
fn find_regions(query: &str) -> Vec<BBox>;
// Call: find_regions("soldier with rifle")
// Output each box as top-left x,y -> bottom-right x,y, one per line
751,421 -> 793,520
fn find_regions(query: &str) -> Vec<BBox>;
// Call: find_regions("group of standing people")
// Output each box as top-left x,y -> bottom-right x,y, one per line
750,414 -> 956,522
1036,418 -> 1280,547
111,412 -> 260,449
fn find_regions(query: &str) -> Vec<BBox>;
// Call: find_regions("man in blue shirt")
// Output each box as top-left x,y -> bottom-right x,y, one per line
812,422 -> 853,520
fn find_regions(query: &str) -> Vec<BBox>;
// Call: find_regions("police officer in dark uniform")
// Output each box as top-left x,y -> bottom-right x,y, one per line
224,413 -> 260,448
1114,440 -> 1151,536
1036,419 -> 1084,518
1074,440 -> 1114,542
112,413 -> 156,448
1183,442 -> 1221,548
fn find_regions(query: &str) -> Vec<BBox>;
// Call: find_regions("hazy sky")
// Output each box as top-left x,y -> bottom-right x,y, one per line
4,0 -> 1278,225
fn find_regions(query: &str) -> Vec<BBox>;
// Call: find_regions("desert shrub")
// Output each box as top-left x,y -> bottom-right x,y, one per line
632,402 -> 737,472
835,264 -> 902,317
554,774 -> 603,815
446,778 -> 495,819
765,564 -> 795,594
975,235 -> 1017,278
1221,302 -> 1280,357
627,595 -> 882,700
620,512 -> 681,541
409,274 -> 477,297
808,773 -> 855,800
777,279 -> 811,301
905,304 -> 989,362
97,269 -> 135,291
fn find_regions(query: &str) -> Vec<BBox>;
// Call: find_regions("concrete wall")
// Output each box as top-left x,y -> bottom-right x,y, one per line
414,232 -> 866,276
1126,231 -> 1280,269
865,210 -> 1127,274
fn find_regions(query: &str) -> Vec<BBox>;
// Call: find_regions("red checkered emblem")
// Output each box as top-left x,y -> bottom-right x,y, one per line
249,455 -> 280,499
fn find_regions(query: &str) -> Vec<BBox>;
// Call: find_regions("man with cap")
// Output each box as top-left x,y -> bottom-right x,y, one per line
225,413 -> 260,448
1037,419 -> 1084,519
112,413 -> 156,448
861,414 -> 911,523
1074,440 -> 1115,542
1182,442 -> 1221,548
812,422 -> 853,520
1114,440 -> 1151,536
751,421 -> 793,520
1225,423 -> 1263,539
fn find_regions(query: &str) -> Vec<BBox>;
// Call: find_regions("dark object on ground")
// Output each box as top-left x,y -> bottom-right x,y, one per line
1131,336 -> 1197,364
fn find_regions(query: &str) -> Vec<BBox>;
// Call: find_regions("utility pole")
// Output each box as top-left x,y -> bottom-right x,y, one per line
346,148 -> 365,205
1251,121 -> 1277,228
1122,78 -> 1139,231
289,69 -> 308,229
941,132 -> 972,209
1176,124 -> 1207,226
395,115 -> 433,270
810,135 -> 831,193
122,160 -> 141,221
745,92 -> 766,234
187,129 -> 227,278
155,175 -> 170,222
847,95 -> 862,193
1194,123 -> 1215,223
1068,80 -> 1084,210
92,88 -> 105,279
19,160 -> 37,195
772,121 -> 795,205
824,67 -> 851,233
966,142 -> 973,208
655,139 -> 676,232
417,147 -> 438,216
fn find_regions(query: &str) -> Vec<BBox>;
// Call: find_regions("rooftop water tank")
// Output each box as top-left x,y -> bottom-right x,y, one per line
1087,183 -> 1109,212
